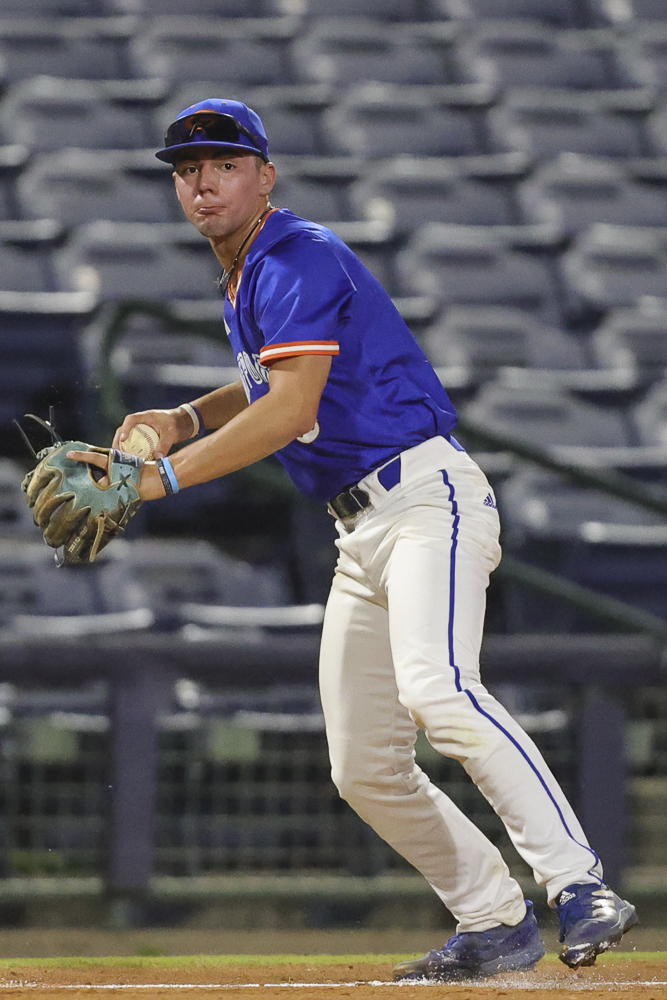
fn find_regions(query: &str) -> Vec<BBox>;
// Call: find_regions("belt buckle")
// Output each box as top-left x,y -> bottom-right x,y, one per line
328,485 -> 371,521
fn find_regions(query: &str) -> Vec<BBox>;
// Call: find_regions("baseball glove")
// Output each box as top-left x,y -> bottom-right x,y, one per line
22,441 -> 144,565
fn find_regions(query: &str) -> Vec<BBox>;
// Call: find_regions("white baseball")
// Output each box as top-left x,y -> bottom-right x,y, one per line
123,423 -> 160,459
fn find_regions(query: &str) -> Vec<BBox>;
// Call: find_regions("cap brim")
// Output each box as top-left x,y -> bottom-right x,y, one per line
155,140 -> 267,164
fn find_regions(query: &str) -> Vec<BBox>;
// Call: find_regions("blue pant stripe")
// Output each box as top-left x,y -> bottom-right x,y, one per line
440,469 -> 602,877
441,470 -> 462,692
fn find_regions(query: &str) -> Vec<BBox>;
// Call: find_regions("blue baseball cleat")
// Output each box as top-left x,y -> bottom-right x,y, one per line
392,901 -> 545,982
556,883 -> 638,969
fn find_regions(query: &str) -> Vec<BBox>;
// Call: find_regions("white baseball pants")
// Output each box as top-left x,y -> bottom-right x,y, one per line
319,436 -> 603,933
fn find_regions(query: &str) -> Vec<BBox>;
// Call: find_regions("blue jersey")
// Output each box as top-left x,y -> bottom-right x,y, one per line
224,208 -> 458,502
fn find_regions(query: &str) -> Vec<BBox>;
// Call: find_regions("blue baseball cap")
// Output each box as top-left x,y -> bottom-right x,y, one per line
155,98 -> 270,165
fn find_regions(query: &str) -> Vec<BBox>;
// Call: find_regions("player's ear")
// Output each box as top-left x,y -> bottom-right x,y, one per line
259,161 -> 276,197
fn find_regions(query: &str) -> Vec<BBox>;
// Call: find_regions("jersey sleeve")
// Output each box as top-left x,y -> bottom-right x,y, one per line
250,234 -> 355,367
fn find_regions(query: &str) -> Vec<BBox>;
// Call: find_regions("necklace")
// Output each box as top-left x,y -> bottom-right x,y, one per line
218,204 -> 272,298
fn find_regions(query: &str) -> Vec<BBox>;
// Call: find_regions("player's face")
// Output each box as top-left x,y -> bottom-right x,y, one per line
172,149 -> 275,242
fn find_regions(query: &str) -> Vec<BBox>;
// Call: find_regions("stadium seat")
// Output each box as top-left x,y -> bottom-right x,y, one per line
18,150 -> 178,227
322,84 -> 480,159
0,0 -> 96,18
108,0 -> 270,14
0,540 -> 151,630
0,223 -> 59,293
131,18 -> 294,85
293,20 -> 452,87
0,78 -> 160,152
463,382 -> 629,447
455,22 -> 635,93
111,326 -> 237,414
596,0 -> 667,22
108,539 -> 288,611
561,225 -> 667,316
592,303 -> 667,388
421,306 -> 584,382
0,461 -> 35,538
0,19 -> 133,83
396,226 -> 561,323
499,469 -> 667,632
488,90 -> 646,161
227,85 -> 333,158
55,222 -> 221,301
620,26 -> 667,95
647,103 -> 667,156
271,172 -> 346,222
0,146 -> 26,222
518,155 -> 667,239
434,0 -> 584,27
633,378 -> 667,446
349,158 -> 514,233
0,291 -> 93,451
281,0 -> 430,20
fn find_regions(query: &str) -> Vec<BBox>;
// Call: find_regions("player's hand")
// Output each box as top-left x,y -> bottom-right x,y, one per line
66,448 -> 110,486
112,408 -> 193,459
66,449 -> 166,501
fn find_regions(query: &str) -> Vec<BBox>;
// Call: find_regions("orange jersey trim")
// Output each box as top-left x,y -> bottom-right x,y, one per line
259,341 -> 341,366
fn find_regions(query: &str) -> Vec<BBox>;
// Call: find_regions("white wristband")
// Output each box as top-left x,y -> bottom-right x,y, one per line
181,402 -> 200,438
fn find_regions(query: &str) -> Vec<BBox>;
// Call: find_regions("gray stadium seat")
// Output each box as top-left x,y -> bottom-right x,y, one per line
109,0 -> 269,14
633,378 -> 667,446
0,226 -> 56,292
518,156 -> 667,239
0,146 -> 26,222
561,225 -> 667,316
271,173 -> 345,222
592,303 -> 667,387
108,539 -> 288,611
18,150 -> 178,226
0,461 -> 35,538
463,383 -> 629,447
488,90 -> 645,161
0,78 -> 159,152
600,0 -> 667,22
322,84 -> 480,159
501,469 -> 663,541
499,469 -> 667,632
282,0 -> 429,19
455,22 -> 632,92
422,306 -> 584,382
0,0 -> 95,17
0,540 -> 151,630
350,158 -> 513,233
397,226 -> 560,323
647,103 -> 667,156
433,0 -> 583,27
293,20 -> 451,87
620,26 -> 667,96
55,222 -> 221,300
0,19 -> 132,82
131,18 -> 293,85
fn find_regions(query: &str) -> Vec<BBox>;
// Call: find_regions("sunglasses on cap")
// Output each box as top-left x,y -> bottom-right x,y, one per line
164,112 -> 267,159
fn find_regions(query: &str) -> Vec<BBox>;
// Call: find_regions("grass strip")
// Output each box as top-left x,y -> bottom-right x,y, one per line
0,952 -> 663,969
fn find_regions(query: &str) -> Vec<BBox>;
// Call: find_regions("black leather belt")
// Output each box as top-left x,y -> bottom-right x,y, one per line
328,485 -> 372,520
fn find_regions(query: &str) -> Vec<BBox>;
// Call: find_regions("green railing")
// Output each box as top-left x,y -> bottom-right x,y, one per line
94,301 -> 667,648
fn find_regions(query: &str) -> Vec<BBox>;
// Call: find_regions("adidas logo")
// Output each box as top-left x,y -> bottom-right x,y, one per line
483,494 -> 497,509
558,890 -> 576,906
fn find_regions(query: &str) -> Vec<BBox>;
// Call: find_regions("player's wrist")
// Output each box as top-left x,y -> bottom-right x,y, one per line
139,461 -> 168,501
174,405 -> 204,442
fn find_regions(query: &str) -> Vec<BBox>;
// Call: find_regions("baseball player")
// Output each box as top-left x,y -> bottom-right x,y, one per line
69,100 -> 637,980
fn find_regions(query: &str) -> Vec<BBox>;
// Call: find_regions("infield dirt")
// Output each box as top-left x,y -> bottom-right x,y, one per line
0,955 -> 665,999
